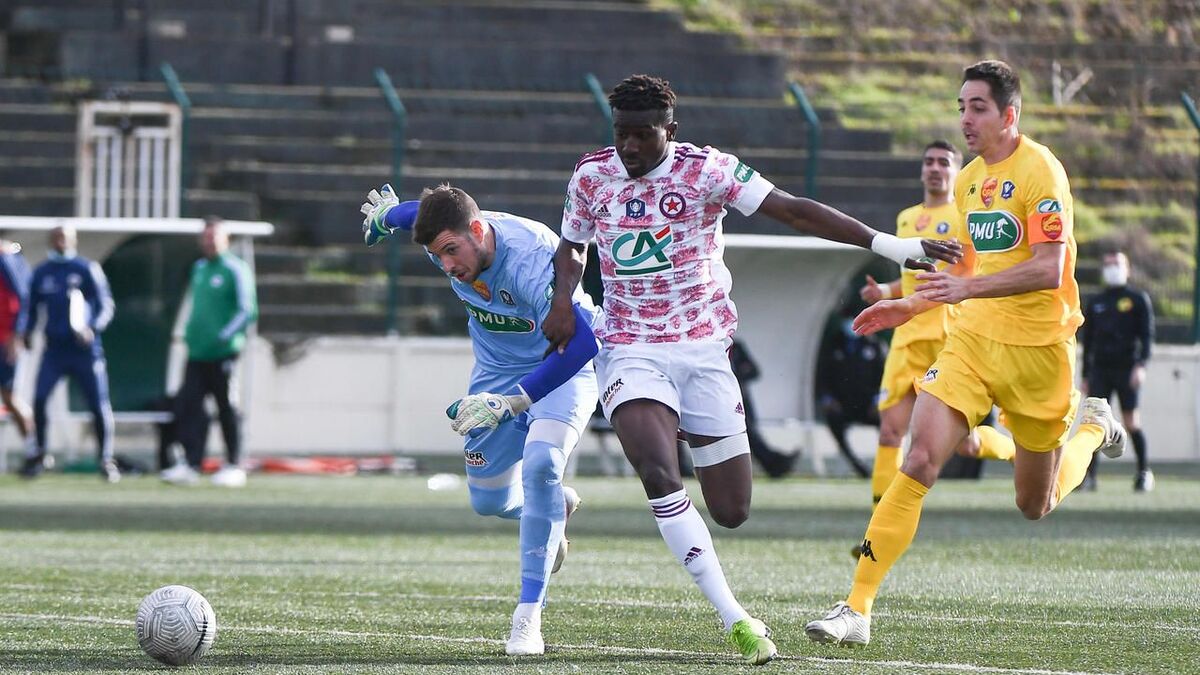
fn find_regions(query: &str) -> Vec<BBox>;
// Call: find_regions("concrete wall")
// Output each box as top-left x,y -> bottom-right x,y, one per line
239,337 -> 1200,463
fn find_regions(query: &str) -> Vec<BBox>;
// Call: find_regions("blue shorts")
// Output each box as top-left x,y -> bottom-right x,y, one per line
0,358 -> 13,390
462,362 -> 597,481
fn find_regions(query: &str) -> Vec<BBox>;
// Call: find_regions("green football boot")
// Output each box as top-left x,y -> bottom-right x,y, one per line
729,617 -> 777,665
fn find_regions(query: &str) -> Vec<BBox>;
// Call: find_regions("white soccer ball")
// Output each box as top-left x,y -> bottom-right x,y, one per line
135,585 -> 217,666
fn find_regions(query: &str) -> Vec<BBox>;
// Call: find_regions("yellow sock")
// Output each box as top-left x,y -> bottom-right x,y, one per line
1054,423 -> 1105,503
847,472 -> 929,616
870,445 -> 902,506
974,426 -> 1015,462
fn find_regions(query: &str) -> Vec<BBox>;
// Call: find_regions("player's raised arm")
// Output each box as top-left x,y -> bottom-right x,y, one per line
754,189 -> 962,269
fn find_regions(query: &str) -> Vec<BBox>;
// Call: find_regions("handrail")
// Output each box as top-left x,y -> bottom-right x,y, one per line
375,67 -> 408,336
1181,92 -> 1200,343
159,62 -> 191,215
584,73 -> 613,146
788,82 -> 821,199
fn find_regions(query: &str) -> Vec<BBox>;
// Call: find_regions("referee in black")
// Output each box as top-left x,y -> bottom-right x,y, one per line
1081,250 -> 1155,491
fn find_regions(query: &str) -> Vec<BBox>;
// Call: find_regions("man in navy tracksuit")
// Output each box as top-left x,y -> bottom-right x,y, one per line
17,226 -> 118,482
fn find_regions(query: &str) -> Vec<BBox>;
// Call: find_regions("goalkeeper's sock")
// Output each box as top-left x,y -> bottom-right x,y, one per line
870,445 -> 902,506
517,441 -> 567,606
650,489 -> 750,630
848,472 -> 928,617
974,425 -> 1016,462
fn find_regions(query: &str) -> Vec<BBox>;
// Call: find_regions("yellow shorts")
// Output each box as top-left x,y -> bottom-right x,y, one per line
878,339 -> 943,411
918,328 -> 1080,452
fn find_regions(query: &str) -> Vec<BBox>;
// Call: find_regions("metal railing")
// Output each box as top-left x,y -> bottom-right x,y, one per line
1181,91 -> 1200,343
787,82 -> 821,199
375,67 -> 408,336
159,62 -> 191,216
584,73 -> 613,146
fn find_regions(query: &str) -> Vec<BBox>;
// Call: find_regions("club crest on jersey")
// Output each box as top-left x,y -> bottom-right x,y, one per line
659,192 -> 686,218
611,225 -> 673,276
1040,213 -> 1063,240
498,289 -> 515,306
625,198 -> 647,219
209,275 -> 224,288
915,213 -> 931,232
936,221 -> 950,234
1001,180 -> 1016,199
471,279 -> 492,301
1117,297 -> 1134,312
981,177 -> 998,207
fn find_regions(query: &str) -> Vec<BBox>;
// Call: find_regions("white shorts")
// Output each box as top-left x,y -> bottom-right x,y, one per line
595,342 -> 747,438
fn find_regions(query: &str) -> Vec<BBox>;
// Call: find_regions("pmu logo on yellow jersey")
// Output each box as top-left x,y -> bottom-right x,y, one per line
967,211 -> 1022,252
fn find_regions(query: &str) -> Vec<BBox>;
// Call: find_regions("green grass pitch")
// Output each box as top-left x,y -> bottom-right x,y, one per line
1,472 -> 1197,673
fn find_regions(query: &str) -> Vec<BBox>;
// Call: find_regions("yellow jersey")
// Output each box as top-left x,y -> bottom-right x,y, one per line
953,135 -> 1082,346
891,201 -> 970,348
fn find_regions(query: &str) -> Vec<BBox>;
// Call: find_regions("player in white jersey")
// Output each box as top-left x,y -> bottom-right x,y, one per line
535,74 -> 962,665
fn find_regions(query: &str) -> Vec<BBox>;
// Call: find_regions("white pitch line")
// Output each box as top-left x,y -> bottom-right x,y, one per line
0,612 -> 1124,675
4,584 -> 1198,636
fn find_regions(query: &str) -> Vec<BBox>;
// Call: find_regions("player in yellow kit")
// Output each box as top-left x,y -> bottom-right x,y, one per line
806,60 -> 1128,647
859,140 -> 1014,511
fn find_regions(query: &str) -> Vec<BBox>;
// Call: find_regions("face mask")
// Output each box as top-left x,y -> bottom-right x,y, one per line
1101,265 -> 1128,287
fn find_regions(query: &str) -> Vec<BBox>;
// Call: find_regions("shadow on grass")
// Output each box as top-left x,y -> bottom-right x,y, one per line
1,500 -> 1196,541
0,647 -> 732,671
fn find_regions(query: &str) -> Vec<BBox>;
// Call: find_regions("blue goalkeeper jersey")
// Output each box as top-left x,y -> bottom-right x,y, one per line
430,211 -> 598,375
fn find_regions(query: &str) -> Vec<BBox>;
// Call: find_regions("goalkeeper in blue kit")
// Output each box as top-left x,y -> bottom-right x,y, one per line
360,183 -> 600,656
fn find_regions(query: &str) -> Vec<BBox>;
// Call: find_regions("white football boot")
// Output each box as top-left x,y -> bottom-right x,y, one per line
1079,397 -> 1127,458
505,615 -> 545,656
805,602 -> 871,647
211,465 -> 247,488
551,486 -> 581,574
160,463 -> 200,485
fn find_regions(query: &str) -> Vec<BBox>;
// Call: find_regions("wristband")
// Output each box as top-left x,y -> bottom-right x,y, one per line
870,233 -> 923,265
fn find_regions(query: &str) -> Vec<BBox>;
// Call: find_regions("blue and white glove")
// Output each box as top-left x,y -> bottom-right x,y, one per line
446,387 -> 533,436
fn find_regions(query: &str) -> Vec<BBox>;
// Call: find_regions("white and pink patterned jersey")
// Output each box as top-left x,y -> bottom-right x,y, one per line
560,142 -> 774,345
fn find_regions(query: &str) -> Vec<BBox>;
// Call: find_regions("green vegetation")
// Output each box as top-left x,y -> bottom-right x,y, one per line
655,0 -> 1200,330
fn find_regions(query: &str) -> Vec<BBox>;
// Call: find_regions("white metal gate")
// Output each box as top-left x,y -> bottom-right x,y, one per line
75,101 -> 182,218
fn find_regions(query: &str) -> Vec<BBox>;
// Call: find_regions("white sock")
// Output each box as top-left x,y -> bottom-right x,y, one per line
513,602 -> 541,626
649,489 -> 750,630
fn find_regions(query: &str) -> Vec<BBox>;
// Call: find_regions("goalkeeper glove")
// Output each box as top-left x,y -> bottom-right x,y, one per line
445,387 -> 533,436
360,183 -> 398,247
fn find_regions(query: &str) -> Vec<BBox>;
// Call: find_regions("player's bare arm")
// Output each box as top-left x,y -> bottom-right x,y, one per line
916,240 -> 1064,304
544,238 -> 588,352
858,275 -> 900,304
754,189 -> 963,268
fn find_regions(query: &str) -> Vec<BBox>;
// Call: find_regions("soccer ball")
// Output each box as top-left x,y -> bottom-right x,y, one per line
135,585 -> 217,666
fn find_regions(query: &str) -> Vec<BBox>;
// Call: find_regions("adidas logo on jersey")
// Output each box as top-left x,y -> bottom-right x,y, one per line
596,204 -> 611,217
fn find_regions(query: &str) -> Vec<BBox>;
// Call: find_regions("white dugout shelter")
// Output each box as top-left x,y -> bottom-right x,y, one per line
0,216 -> 274,470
